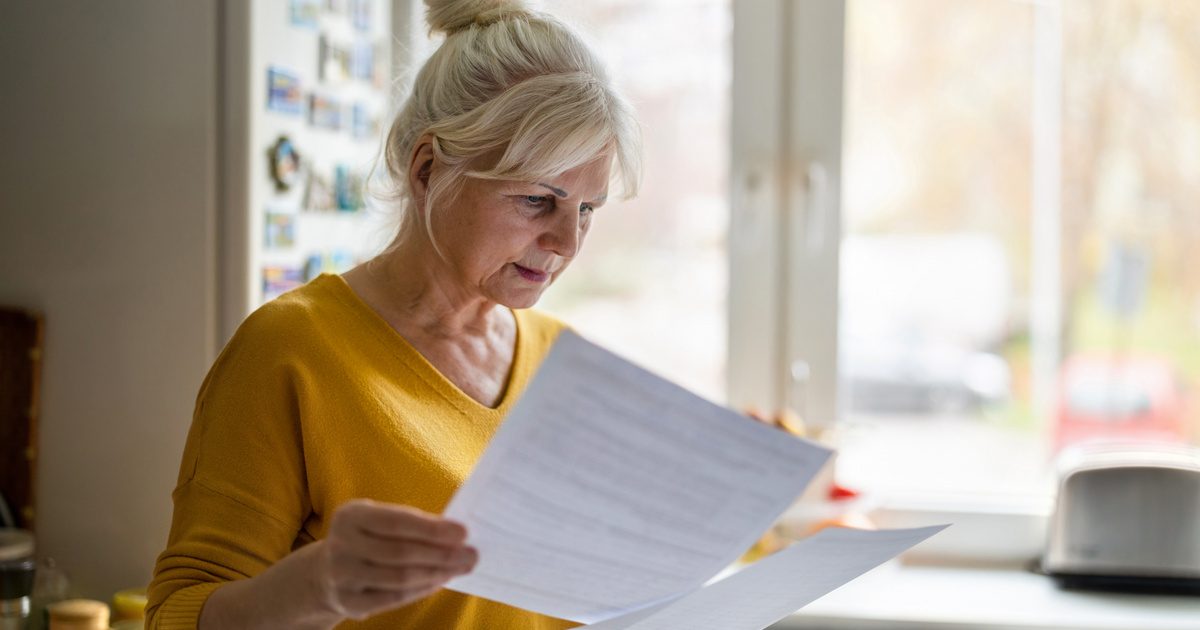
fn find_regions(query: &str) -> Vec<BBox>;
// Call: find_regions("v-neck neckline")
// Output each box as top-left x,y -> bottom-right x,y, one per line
320,273 -> 526,418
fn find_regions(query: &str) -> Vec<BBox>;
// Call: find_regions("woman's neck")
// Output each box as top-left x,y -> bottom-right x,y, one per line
355,237 -> 506,341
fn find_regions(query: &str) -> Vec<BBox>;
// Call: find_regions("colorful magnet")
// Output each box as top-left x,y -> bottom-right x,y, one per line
351,42 -> 374,81
266,66 -> 304,115
290,0 -> 320,29
267,136 -> 302,192
319,34 -> 353,83
351,0 -> 372,32
350,102 -> 379,140
303,170 -> 334,211
264,212 -> 296,249
334,164 -> 363,211
309,93 -> 343,130
263,265 -> 304,300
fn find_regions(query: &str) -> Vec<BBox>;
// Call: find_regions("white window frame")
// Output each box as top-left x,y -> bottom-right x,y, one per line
728,0 -> 845,428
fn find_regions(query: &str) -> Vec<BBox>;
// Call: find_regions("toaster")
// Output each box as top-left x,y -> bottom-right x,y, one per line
1042,444 -> 1200,594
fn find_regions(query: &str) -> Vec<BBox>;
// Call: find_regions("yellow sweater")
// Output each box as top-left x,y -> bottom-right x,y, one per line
147,273 -> 577,630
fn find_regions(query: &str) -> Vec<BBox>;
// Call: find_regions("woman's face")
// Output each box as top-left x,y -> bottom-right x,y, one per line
428,156 -> 612,309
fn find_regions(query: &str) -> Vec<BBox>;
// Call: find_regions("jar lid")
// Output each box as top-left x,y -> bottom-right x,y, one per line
111,587 -> 147,619
0,529 -> 34,561
47,598 -> 110,621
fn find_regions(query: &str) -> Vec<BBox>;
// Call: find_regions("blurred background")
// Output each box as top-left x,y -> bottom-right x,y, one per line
1,0 -> 1198,627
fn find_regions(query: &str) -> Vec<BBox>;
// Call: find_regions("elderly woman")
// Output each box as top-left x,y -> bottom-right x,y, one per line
145,0 -> 639,628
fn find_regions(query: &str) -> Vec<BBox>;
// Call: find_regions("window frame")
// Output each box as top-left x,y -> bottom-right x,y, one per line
728,0 -> 846,428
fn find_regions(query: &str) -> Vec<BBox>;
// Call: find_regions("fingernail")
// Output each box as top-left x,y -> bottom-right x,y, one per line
444,522 -> 468,540
453,547 -> 477,565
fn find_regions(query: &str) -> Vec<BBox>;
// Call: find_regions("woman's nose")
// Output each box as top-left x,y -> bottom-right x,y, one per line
540,210 -> 581,258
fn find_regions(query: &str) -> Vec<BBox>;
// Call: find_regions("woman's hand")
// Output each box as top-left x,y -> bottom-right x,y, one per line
745,407 -> 807,437
313,499 -> 478,620
199,499 -> 477,629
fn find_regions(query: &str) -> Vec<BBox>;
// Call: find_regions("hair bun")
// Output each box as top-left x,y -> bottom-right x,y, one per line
425,0 -> 531,35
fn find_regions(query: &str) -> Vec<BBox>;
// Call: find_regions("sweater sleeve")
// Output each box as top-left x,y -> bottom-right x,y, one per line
146,305 -> 312,629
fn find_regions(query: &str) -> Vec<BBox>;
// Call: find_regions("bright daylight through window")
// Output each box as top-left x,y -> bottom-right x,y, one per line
837,0 -> 1200,499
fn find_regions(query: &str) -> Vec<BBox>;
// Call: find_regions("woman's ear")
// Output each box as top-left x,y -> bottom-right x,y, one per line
407,135 -> 436,209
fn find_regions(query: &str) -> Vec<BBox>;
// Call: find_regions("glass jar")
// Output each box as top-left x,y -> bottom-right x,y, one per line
0,529 -> 36,630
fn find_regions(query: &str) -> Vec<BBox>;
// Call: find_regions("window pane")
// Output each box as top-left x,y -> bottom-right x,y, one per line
839,0 -> 1200,497
538,0 -> 731,402
1058,0 -> 1200,451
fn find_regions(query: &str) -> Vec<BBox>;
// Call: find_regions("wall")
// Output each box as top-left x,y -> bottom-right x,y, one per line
0,0 -> 218,599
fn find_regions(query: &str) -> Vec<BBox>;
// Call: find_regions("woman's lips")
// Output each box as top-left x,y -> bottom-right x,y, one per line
513,264 -> 549,283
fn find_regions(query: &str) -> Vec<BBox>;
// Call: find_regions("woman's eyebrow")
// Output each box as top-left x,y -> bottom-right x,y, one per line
536,183 -> 607,204
536,183 -> 569,198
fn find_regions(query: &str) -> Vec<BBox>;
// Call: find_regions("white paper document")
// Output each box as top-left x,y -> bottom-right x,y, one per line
584,525 -> 947,629
444,331 -> 943,626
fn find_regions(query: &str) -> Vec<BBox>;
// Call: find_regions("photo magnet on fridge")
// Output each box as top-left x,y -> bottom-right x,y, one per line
334,164 -> 364,211
351,0 -> 372,31
263,265 -> 304,300
264,212 -> 297,249
290,0 -> 320,29
319,34 -> 353,83
267,66 -> 304,115
351,102 -> 379,140
303,170 -> 334,211
351,42 -> 375,82
309,93 -> 343,131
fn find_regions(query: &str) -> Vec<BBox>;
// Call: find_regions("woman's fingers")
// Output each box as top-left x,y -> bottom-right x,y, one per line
337,583 -> 446,620
335,532 -> 478,569
336,499 -> 467,545
744,407 -> 806,437
332,558 -> 466,619
322,499 -> 479,619
745,407 -> 775,427
340,558 -> 470,591
331,499 -> 477,570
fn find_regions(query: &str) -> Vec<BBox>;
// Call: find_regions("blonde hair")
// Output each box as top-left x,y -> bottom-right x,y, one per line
381,0 -> 641,242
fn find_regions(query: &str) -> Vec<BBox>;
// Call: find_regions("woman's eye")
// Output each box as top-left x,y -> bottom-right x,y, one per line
578,205 -> 594,229
520,195 -> 552,209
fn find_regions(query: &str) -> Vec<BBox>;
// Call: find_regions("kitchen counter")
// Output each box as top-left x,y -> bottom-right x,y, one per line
772,561 -> 1200,630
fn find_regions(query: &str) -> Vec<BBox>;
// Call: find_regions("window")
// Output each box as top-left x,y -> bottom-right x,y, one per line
731,0 -> 1200,501
836,0 -> 1044,497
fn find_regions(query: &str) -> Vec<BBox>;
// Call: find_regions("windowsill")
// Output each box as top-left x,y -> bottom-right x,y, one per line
773,561 -> 1200,630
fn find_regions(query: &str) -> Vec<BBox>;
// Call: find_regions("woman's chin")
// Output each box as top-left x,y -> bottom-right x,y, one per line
504,292 -> 544,310
491,285 -> 547,310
